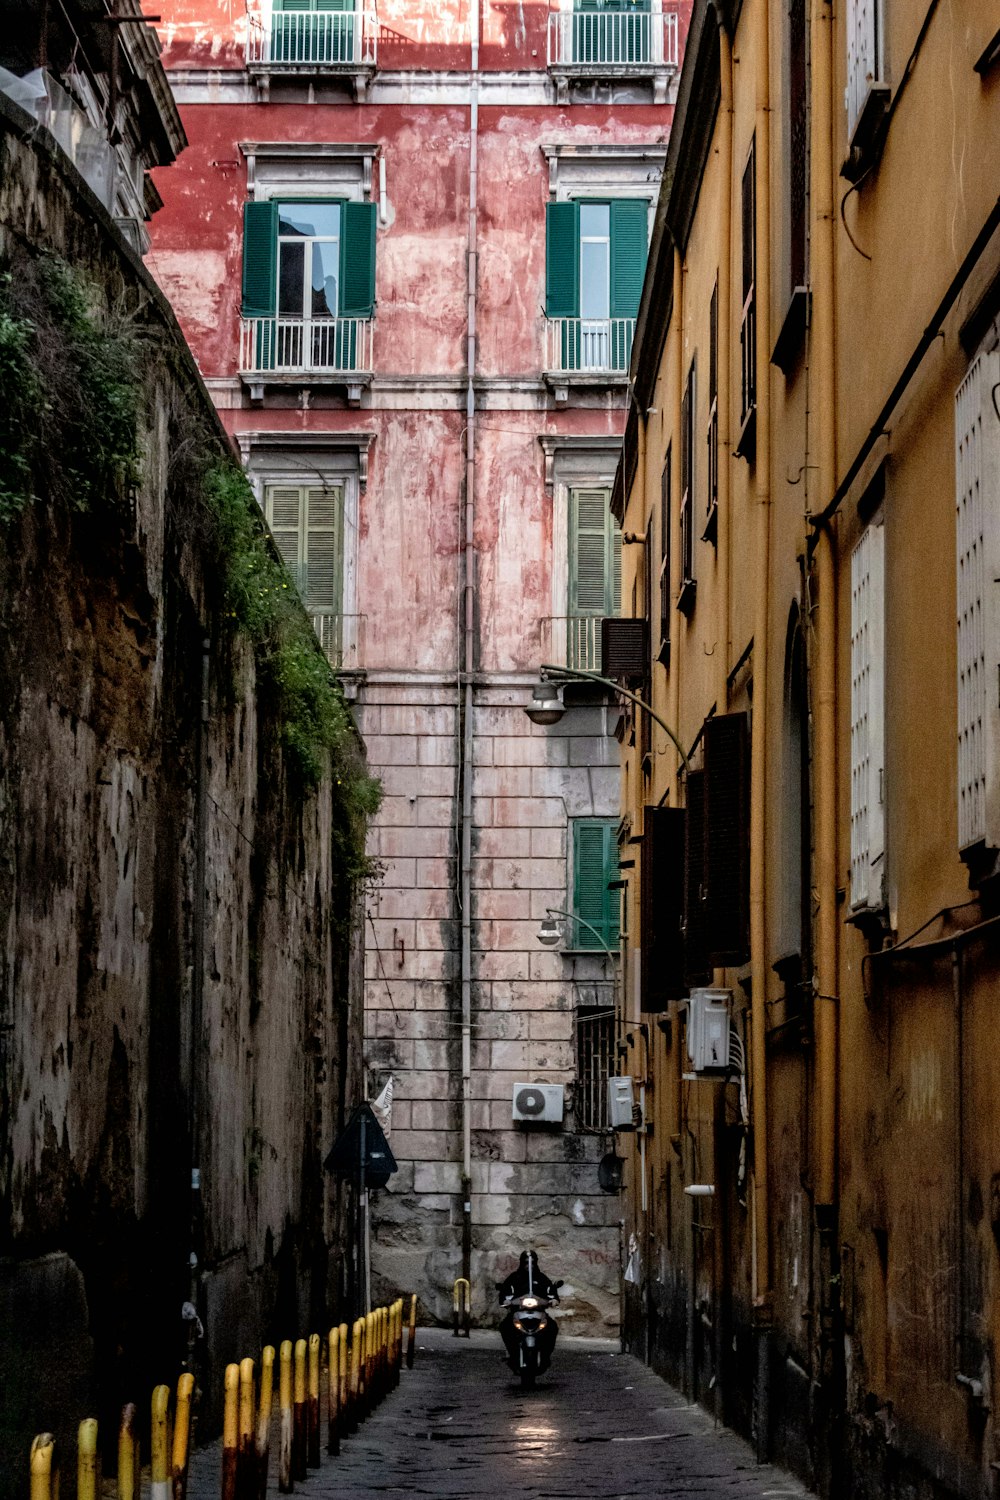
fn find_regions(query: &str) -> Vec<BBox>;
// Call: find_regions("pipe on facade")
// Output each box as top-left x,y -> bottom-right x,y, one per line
458,0 -> 480,1294
669,241 -> 685,1169
188,634 -> 210,1361
810,0 -> 840,1217
748,0 -> 773,1327
716,20 -> 733,713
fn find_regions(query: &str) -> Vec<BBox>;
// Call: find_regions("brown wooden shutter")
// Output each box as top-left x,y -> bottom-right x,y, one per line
703,711 -> 750,966
641,806 -> 687,1012
683,770 -> 710,985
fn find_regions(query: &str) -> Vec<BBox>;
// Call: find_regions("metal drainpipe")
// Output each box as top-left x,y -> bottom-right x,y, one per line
188,636 -> 210,1366
458,0 -> 480,1296
749,0 -> 773,1454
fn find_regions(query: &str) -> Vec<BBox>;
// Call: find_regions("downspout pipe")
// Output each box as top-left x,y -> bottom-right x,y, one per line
749,0 -> 773,1344
810,0 -> 839,1218
716,20 -> 733,712
459,0 -> 480,1296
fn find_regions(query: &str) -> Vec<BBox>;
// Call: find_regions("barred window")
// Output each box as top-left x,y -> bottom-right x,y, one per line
575,1007 -> 616,1131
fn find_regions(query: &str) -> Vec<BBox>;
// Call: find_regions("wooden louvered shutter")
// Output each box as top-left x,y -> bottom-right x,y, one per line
339,202 -> 376,317
546,202 -> 580,318
570,488 -> 614,616
241,200 -> 278,318
641,806 -> 686,1012
267,486 -> 304,588
703,712 -> 750,966
683,770 -> 710,985
574,821 -> 617,949
304,488 -> 342,610
609,199 -> 648,320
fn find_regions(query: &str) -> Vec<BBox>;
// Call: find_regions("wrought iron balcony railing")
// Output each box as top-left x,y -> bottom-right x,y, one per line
246,8 -> 377,68
542,615 -> 609,674
306,609 -> 365,670
240,316 -> 374,378
545,317 -> 635,378
547,8 -> 679,71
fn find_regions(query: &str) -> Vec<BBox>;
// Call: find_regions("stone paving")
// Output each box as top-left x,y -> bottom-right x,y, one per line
186,1329 -> 812,1499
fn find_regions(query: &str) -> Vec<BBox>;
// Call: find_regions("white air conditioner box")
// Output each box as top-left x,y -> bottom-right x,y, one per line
607,1075 -> 636,1129
687,988 -> 732,1072
512,1082 -> 564,1124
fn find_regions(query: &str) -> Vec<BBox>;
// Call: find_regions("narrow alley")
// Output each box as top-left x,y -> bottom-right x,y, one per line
186,1332 -> 809,1500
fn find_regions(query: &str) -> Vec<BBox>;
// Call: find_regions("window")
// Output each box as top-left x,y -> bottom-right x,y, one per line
575,1007 -> 616,1131
955,350 -> 1000,852
545,198 -> 649,375
568,487 -> 621,670
572,819 -> 619,950
787,0 -> 807,294
678,357 -> 696,612
269,0 -> 359,66
572,0 -> 652,64
850,523 -> 885,909
706,280 -> 718,542
737,140 -> 757,457
658,446 -> 671,662
266,483 -> 345,663
241,196 -> 375,374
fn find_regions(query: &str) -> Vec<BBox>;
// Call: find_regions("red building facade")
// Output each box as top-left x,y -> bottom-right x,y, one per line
149,0 -> 686,1329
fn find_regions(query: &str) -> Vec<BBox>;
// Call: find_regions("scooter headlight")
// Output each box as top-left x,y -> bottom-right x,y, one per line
520,1296 -> 539,1309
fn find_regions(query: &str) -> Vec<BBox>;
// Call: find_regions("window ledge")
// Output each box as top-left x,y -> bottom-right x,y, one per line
845,904 -> 892,945
702,500 -> 718,546
960,838 -> 1000,889
241,370 -> 373,407
772,286 -> 810,376
734,403 -> 756,462
841,82 -> 891,183
544,370 -> 631,403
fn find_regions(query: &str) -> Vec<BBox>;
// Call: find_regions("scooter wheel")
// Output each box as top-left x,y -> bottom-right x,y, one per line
520,1351 -> 538,1389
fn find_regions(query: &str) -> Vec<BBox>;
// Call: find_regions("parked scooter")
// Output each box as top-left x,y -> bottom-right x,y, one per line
496,1250 -> 563,1387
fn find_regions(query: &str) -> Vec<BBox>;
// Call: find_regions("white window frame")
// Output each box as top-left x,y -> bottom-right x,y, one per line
845,0 -> 885,137
955,349 -> 1000,851
850,520 -> 885,910
276,201 -> 342,321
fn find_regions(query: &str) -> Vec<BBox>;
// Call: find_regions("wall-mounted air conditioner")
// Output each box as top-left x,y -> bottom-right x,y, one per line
686,988 -> 732,1073
512,1082 -> 564,1124
607,1076 -> 635,1129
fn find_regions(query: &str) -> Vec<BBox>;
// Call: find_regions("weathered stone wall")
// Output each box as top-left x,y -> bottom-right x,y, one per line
0,93 -> 366,1496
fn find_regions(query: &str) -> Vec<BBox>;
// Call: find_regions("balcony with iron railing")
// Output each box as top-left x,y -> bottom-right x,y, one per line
246,6 -> 377,90
544,317 -> 635,393
239,315 -> 374,403
547,7 -> 679,98
542,615 -> 610,674
307,610 -> 366,671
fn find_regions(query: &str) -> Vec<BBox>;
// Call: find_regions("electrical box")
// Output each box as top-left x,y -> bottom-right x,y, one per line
512,1082 -> 564,1124
686,988 -> 732,1073
607,1076 -> 636,1129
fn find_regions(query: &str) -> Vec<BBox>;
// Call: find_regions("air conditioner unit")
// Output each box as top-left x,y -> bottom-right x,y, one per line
607,1075 -> 635,1129
686,987 -> 732,1073
601,618 -> 648,679
512,1082 -> 564,1124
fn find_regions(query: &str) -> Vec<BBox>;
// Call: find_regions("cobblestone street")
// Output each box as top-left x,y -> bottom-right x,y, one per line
187,1331 -> 810,1499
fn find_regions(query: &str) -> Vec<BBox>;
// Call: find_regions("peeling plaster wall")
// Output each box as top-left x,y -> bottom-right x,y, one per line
0,98 -> 365,1495
148,0 -> 685,1336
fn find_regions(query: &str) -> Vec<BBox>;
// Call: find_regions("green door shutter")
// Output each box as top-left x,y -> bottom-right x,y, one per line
339,201 -> 376,317
267,486 -> 306,590
545,202 -> 580,318
241,200 -> 278,317
610,199 -> 648,319
574,821 -> 618,949
570,489 -> 620,667
304,487 -> 343,611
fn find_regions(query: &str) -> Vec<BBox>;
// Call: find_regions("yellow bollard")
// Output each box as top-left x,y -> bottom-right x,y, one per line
238,1358 -> 255,1500
395,1298 -> 404,1383
173,1373 -> 195,1500
347,1318 -> 362,1433
326,1326 -> 340,1457
118,1404 -> 138,1500
307,1334 -> 321,1469
365,1313 -> 376,1417
278,1341 -> 293,1495
406,1293 -> 417,1369
78,1420 -> 98,1500
30,1434 -> 55,1500
338,1322 -> 348,1441
255,1346 -> 275,1500
152,1385 -> 172,1500
292,1338 -> 307,1482
221,1365 -> 239,1500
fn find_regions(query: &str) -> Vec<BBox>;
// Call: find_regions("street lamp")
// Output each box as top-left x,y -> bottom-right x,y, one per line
535,905 -> 617,956
524,662 -> 690,772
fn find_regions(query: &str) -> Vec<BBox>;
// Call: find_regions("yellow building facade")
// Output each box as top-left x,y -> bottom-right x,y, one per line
614,1 -> 1000,1493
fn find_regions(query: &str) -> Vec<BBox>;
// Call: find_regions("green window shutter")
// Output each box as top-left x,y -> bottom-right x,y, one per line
304,487 -> 343,611
546,202 -> 580,319
241,200 -> 278,318
570,488 -> 615,617
610,199 -> 648,320
573,820 -> 618,949
267,486 -> 306,591
339,202 -> 376,317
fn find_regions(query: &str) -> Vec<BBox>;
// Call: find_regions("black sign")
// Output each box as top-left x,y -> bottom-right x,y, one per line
324,1103 -> 398,1190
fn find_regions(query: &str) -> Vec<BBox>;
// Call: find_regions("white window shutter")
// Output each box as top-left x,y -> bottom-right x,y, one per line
851,523 -> 885,909
846,0 -> 879,134
955,350 -> 1000,850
